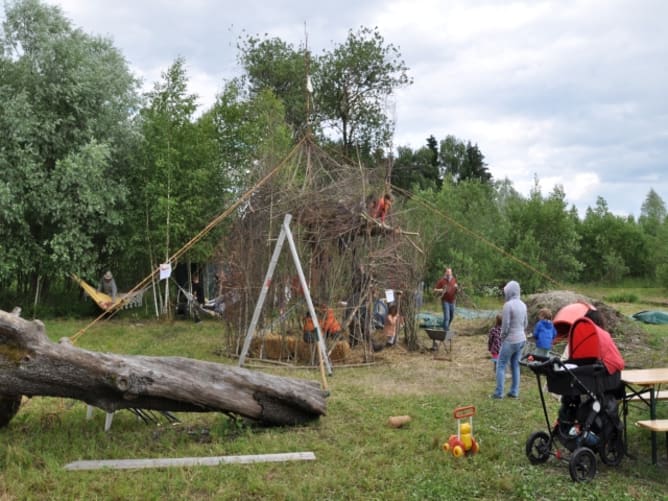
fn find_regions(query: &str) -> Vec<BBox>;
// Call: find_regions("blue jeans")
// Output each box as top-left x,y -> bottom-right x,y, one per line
442,301 -> 455,332
493,340 -> 526,398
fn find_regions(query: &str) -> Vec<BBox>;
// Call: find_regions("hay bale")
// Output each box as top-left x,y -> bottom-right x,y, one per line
251,333 -> 297,360
329,340 -> 351,362
250,333 -> 351,365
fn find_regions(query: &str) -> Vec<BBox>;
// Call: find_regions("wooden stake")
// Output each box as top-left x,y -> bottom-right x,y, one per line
64,452 -> 316,471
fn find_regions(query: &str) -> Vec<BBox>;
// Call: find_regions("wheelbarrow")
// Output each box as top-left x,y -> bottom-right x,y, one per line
425,328 -> 455,353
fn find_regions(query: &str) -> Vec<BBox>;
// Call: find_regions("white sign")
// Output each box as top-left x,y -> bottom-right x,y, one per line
385,289 -> 395,303
159,262 -> 172,280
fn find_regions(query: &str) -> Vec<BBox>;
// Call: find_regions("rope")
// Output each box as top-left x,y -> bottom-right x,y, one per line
70,136 -> 308,344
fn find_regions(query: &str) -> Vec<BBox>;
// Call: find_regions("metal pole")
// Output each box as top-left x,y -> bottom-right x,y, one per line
282,215 -> 333,377
238,215 -> 291,366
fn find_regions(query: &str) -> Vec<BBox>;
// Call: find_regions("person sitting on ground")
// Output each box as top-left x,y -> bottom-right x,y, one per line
303,310 -> 317,343
488,313 -> 502,372
97,270 -> 118,309
533,307 -> 557,357
383,303 -> 402,346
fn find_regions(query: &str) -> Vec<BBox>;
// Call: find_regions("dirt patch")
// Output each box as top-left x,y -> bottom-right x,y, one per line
338,324 -> 494,397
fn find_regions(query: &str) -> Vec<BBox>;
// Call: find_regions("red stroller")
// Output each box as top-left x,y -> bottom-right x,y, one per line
525,312 -> 625,482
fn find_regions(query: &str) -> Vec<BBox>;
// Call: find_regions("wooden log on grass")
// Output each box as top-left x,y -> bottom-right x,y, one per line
0,309 -> 327,428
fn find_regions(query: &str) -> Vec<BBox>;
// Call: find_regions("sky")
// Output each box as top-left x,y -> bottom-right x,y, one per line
35,0 -> 668,218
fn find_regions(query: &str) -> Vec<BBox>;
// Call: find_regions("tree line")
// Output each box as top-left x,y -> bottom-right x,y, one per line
0,0 -> 665,314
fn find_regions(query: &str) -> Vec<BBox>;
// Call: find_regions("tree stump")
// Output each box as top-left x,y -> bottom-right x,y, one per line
0,309 -> 327,427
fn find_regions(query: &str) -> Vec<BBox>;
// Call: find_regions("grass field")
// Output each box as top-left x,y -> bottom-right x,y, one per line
1,288 -> 667,500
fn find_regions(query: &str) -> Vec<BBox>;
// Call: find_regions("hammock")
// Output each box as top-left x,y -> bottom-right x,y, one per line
72,274 -> 146,310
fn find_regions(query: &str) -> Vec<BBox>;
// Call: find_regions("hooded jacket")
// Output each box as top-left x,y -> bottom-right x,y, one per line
501,280 -> 527,344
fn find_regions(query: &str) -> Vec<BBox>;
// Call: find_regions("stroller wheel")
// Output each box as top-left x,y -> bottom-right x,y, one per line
569,447 -> 597,482
599,428 -> 624,466
525,431 -> 551,464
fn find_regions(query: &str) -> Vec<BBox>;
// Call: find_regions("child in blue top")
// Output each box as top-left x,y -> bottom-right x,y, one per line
533,308 -> 557,357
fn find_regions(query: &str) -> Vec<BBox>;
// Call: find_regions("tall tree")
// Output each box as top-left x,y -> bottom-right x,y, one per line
391,139 -> 441,192
237,36 -> 311,138
0,0 -> 138,303
129,58 -> 227,293
638,189 -> 667,281
206,79 -> 292,191
439,136 -> 492,183
639,188 -> 666,236
500,180 -> 582,289
316,26 -> 412,158
577,197 -> 651,282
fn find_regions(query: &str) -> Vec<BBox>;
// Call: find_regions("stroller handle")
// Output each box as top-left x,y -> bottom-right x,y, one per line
527,356 -> 561,370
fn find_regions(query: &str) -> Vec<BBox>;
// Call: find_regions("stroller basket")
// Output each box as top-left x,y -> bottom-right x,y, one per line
529,357 -> 621,396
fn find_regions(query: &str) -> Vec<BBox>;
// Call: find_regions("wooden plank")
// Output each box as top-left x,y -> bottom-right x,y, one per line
636,420 -> 668,432
628,389 -> 668,402
64,452 -> 316,471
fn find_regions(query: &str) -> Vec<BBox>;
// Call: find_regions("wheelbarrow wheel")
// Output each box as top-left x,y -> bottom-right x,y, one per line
569,447 -> 597,482
525,431 -> 551,464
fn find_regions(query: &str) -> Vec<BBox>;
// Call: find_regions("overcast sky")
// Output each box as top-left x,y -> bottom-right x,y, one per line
40,0 -> 668,218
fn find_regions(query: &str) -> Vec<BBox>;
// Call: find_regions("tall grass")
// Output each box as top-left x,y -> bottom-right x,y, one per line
1,292 -> 667,500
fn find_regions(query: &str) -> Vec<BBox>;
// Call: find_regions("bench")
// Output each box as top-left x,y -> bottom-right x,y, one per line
628,389 -> 668,402
636,419 -> 668,432
636,419 -> 668,461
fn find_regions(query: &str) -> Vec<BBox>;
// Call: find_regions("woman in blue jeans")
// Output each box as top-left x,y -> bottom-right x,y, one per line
492,280 -> 527,399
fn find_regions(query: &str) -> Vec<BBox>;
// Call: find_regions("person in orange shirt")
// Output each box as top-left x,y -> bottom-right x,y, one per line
373,193 -> 392,223
319,303 -> 342,339
303,303 -> 342,342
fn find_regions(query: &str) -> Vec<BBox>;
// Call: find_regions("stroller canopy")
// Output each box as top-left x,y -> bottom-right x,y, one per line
569,317 -> 624,374
553,302 -> 594,339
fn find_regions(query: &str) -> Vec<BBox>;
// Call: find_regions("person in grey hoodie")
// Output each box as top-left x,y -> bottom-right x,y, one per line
492,280 -> 527,399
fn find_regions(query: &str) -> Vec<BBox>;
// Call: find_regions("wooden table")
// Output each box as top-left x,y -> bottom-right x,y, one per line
622,368 -> 668,465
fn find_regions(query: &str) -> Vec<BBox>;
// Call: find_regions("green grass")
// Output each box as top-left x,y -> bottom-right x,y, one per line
1,291 -> 668,500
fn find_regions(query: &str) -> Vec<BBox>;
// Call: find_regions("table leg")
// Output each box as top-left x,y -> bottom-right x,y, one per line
650,387 -> 657,465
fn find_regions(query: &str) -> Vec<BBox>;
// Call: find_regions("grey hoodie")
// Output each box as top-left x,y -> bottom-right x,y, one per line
501,280 -> 527,343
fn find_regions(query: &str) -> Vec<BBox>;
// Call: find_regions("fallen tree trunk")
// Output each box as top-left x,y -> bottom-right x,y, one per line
0,309 -> 327,427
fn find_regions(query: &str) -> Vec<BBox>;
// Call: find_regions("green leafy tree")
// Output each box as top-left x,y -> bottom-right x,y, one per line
656,218 -> 668,288
237,35 -> 311,138
577,197 -> 651,282
638,189 -> 667,280
207,79 -> 293,191
501,180 -> 582,287
316,26 -> 412,158
411,178 -> 507,290
0,0 -> 138,303
129,58 -> 227,287
391,138 -> 441,191
639,188 -> 666,236
439,135 -> 492,183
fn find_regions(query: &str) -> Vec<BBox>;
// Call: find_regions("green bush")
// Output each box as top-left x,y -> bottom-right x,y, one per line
603,292 -> 639,303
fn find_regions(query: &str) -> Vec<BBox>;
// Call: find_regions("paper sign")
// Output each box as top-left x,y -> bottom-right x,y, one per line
385,289 -> 395,303
159,262 -> 172,280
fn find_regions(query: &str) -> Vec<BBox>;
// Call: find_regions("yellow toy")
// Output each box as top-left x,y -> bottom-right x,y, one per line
443,405 -> 479,457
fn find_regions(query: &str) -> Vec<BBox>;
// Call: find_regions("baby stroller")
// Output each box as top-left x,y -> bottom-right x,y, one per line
525,315 -> 625,482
